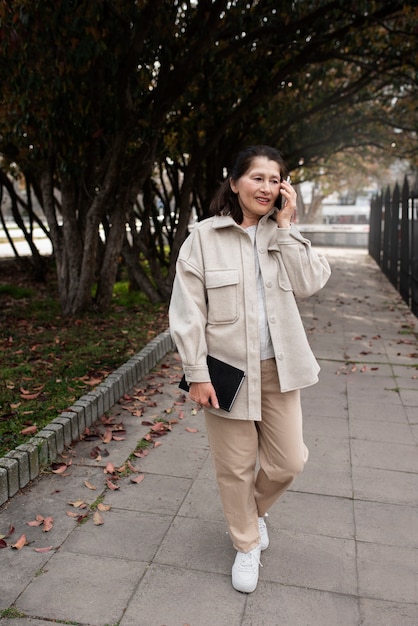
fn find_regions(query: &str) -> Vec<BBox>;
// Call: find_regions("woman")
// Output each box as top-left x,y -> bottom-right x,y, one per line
169,145 -> 331,593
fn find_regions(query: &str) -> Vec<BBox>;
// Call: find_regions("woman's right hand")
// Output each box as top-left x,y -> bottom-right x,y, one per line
189,382 -> 219,409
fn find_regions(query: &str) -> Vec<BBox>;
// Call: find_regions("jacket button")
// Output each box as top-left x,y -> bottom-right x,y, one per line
258,248 -> 265,254
265,281 -> 272,288
269,315 -> 277,323
277,353 -> 284,360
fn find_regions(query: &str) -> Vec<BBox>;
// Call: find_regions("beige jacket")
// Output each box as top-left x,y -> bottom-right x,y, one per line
169,210 -> 331,420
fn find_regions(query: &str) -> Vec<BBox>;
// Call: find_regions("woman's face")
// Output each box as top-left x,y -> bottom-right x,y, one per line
230,156 -> 282,227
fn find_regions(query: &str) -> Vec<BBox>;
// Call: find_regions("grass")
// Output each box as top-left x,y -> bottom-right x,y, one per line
0,259 -> 169,458
0,607 -> 26,618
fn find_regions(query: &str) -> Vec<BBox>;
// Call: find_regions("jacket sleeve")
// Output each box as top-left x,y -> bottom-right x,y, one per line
168,234 -> 211,383
273,224 -> 331,298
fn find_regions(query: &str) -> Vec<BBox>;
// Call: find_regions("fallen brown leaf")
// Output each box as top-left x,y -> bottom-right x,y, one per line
151,421 -> 165,432
133,449 -> 149,458
93,511 -> 104,525
101,415 -> 115,425
11,534 -> 27,550
130,474 -> 145,484
19,392 -> 41,400
27,515 -> 44,527
51,463 -> 68,474
127,461 -> 138,473
20,425 -> 38,436
97,503 -> 111,512
34,546 -> 53,553
90,446 -> 102,459
42,516 -> 54,532
82,377 -> 103,386
104,462 -> 115,475
68,500 -> 87,508
84,480 -> 97,490
102,428 -> 113,444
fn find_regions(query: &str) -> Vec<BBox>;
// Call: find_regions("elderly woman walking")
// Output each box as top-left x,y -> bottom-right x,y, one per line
169,145 -> 331,593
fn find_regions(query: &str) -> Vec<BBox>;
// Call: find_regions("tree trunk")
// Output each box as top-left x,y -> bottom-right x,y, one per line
121,236 -> 162,304
95,198 -> 128,310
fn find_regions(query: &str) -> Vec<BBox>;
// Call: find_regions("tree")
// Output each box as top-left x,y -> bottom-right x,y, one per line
0,1 -> 416,312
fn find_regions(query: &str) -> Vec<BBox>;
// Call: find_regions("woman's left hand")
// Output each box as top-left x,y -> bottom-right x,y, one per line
189,381 -> 220,410
276,179 -> 297,228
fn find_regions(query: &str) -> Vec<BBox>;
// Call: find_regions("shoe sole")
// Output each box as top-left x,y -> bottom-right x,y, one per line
232,580 -> 258,593
260,539 -> 269,551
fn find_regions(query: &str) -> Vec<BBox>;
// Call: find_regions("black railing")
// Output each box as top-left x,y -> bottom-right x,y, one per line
369,177 -> 418,316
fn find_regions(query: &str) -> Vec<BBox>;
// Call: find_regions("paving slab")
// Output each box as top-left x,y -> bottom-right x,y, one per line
243,583 -> 361,626
261,530 -> 358,596
359,598 -> 418,626
271,490 -> 355,539
351,439 -> 418,473
291,456 -> 354,498
0,247 -> 417,626
352,465 -> 418,506
357,542 -> 418,604
349,417 -> 414,444
347,398 -> 409,422
120,564 -> 246,626
354,500 -> 418,548
16,551 -> 147,626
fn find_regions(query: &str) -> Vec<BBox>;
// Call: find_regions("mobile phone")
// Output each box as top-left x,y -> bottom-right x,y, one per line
278,176 -> 291,210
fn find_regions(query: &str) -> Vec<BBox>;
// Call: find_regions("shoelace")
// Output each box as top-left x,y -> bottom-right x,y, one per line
237,551 -> 263,571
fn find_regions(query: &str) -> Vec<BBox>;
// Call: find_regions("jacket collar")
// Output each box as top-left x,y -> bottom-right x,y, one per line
212,215 -> 239,229
213,207 -> 278,230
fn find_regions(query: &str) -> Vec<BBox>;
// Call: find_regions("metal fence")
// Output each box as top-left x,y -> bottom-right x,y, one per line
369,177 -> 418,316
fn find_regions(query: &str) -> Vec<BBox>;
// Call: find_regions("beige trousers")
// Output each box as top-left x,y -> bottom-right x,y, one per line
204,358 -> 309,553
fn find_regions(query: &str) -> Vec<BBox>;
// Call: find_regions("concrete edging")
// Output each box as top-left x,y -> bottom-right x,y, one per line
0,329 -> 175,507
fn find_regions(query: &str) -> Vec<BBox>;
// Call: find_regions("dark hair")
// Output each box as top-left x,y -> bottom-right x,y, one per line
209,145 -> 288,223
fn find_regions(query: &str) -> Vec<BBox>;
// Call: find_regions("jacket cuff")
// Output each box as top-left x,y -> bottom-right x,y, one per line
276,223 -> 309,245
275,223 -> 295,241
183,364 -> 211,383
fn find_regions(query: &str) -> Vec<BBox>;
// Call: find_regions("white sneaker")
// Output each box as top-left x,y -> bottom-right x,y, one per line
231,545 -> 262,593
258,516 -> 269,551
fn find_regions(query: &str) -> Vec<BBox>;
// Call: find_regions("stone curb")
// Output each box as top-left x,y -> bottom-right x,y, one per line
0,329 -> 175,507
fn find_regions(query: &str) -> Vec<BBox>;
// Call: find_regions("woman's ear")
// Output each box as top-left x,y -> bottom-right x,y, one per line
230,178 -> 238,194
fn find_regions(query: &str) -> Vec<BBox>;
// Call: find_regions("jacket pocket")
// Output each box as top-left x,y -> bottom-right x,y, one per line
274,255 -> 294,292
278,272 -> 293,292
205,269 -> 239,324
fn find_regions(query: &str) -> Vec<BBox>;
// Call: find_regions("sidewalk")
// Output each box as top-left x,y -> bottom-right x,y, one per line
0,247 -> 417,626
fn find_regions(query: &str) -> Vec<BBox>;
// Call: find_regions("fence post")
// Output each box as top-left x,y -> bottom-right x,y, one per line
382,186 -> 391,278
389,183 -> 400,289
369,192 -> 383,264
399,177 -> 410,307
370,176 -> 416,316
411,185 -> 418,316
